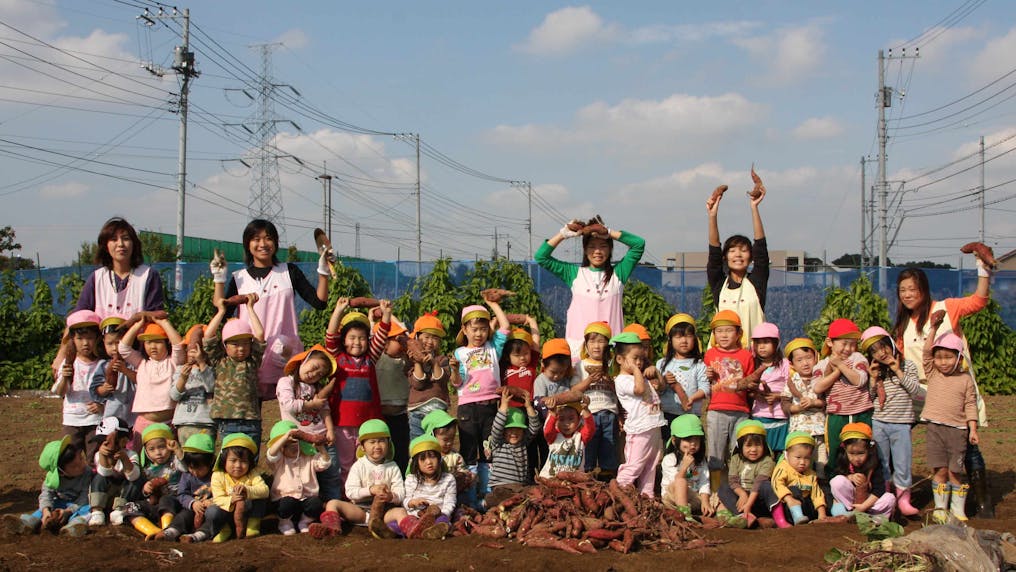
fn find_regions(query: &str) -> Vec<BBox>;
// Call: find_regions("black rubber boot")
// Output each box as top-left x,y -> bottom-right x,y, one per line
964,444 -> 995,519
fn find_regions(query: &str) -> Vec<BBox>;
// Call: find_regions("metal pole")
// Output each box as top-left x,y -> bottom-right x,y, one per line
174,8 -> 192,293
414,134 -> 421,273
979,135 -> 985,242
877,49 -> 888,292
527,182 -> 533,259
860,156 -> 866,272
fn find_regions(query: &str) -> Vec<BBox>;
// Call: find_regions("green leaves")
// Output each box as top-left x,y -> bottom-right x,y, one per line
622,280 -> 675,355
805,274 -> 889,348
298,260 -> 374,349
959,297 -> 1016,395
855,513 -> 904,541
0,271 -> 61,393
170,275 -> 215,334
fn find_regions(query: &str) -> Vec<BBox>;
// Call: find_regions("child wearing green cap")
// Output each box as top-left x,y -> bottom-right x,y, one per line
6,438 -> 92,537
266,420 -> 331,535
121,423 -> 185,537
421,410 -> 474,497
661,415 -> 712,519
398,436 -> 455,539
181,433 -> 268,542
154,433 -> 215,541
485,387 -> 541,508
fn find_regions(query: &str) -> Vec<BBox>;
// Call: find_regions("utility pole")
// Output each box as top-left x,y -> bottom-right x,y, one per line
317,171 -> 333,241
355,223 -> 361,258
979,135 -> 985,242
526,182 -> 532,259
415,133 -> 421,271
860,156 -> 866,272
493,227 -> 499,260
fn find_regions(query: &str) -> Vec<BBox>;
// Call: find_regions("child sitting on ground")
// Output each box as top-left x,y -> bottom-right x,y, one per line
771,432 -> 829,527
87,417 -> 139,526
266,420 -> 331,535
124,423 -> 185,537
398,436 -> 456,539
154,433 -> 216,541
421,410 -> 475,503
485,387 -> 541,508
540,399 -> 595,478
661,414 -> 712,520
8,437 -> 92,537
829,423 -> 895,519
717,420 -> 777,529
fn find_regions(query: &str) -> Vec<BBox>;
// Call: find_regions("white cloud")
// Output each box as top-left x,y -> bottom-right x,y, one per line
792,116 -> 844,139
39,181 -> 88,199
514,6 -> 616,56
733,23 -> 827,84
0,0 -> 67,38
487,93 -> 766,156
274,28 -> 309,50
970,25 -> 1016,85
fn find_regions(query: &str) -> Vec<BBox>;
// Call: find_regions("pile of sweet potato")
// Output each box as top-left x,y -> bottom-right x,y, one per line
453,472 -> 722,554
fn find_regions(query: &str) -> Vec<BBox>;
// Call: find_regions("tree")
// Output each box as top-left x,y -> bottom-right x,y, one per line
899,260 -> 953,269
286,245 -> 300,263
805,274 -> 889,348
0,226 -> 32,270
138,231 -> 178,263
0,226 -> 21,254
74,241 -> 98,267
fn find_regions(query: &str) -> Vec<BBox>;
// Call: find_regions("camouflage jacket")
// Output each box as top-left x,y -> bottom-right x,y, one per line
204,334 -> 265,420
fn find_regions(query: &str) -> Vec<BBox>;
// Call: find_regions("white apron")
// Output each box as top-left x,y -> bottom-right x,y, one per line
93,266 -> 151,320
714,275 -> 765,348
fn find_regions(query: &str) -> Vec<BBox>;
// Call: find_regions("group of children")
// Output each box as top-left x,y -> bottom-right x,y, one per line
11,277 -> 982,541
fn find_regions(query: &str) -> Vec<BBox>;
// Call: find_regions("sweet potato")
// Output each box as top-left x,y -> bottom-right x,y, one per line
471,524 -> 508,538
506,313 -> 529,325
222,295 -> 249,306
293,430 -> 328,445
556,471 -> 594,484
481,288 -> 515,303
580,223 -> 608,237
349,297 -> 380,308
585,528 -> 624,541
566,221 -> 585,232
525,535 -> 583,554
930,309 -> 946,329
749,165 -> 764,199
960,241 -> 998,269
708,184 -> 728,204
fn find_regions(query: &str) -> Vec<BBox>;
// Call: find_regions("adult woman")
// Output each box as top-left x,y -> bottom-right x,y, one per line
891,259 -> 993,517
211,219 -> 331,401
535,218 -> 645,356
706,184 -> 768,345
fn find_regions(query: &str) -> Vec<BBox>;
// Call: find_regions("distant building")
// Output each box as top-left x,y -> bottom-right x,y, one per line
998,248 -> 1016,272
659,249 -> 841,289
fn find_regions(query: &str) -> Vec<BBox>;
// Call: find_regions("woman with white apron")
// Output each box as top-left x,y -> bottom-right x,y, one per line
212,219 -> 331,402
891,260 -> 993,517
706,180 -> 769,346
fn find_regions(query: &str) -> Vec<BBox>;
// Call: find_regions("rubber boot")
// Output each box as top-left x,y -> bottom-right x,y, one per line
60,516 -> 89,538
420,516 -> 450,540
931,482 -> 950,524
949,484 -> 968,522
830,502 -> 850,517
398,516 -> 419,539
771,505 -> 791,529
131,516 -> 162,540
212,526 -> 233,543
245,516 -> 262,538
413,505 -> 440,537
14,514 -> 41,535
788,504 -> 808,525
160,512 -> 173,529
309,510 -> 342,539
968,469 -> 995,519
895,487 -> 920,517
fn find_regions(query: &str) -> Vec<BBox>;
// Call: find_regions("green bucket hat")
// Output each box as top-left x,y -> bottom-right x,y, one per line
504,407 -> 528,430
421,409 -> 457,436
182,433 -> 216,455
670,414 -> 704,439
139,423 -> 174,467
268,420 -> 315,456
785,431 -> 817,450
608,331 -> 642,346
215,433 -> 259,470
39,436 -> 72,490
357,419 -> 394,461
735,419 -> 767,441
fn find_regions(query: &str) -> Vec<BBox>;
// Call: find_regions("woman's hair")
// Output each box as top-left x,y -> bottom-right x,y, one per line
241,219 -> 280,266
58,443 -> 81,469
892,268 -> 931,343
834,438 -> 878,474
721,234 -> 753,267
732,433 -> 770,460
661,322 -> 702,372
580,215 -> 615,285
215,446 -> 254,472
409,449 -> 444,479
541,354 -> 574,379
94,217 -> 144,269
752,338 -> 783,370
183,452 -> 215,469
499,338 -> 531,376
664,434 -> 706,466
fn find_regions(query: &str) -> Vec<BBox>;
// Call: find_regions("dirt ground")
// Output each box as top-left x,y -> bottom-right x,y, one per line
1,393 -> 1014,572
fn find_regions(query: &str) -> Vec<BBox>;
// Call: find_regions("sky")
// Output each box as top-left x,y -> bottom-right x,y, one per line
2,0 -> 1015,269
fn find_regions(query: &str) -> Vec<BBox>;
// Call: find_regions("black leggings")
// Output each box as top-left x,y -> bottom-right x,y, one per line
276,496 -> 324,521
457,402 -> 497,465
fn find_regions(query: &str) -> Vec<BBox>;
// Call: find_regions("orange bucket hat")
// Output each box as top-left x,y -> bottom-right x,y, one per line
284,343 -> 338,378
410,311 -> 446,339
541,338 -> 572,360
622,323 -> 651,342
137,323 -> 168,341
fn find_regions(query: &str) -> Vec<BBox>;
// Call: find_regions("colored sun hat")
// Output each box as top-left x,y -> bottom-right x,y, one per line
91,416 -> 131,442
541,338 -> 572,360
508,328 -> 535,348
215,433 -> 259,469
555,401 -> 584,415
409,435 -> 442,459
356,419 -> 394,461
410,311 -> 446,339
827,318 -> 861,340
584,321 -> 612,339
421,409 -> 458,436
39,436 -> 72,490
375,317 -> 408,337
735,419 -> 767,440
182,433 -> 216,455
137,323 -> 168,341
785,431 -> 817,450
269,420 -> 316,455
932,332 -> 964,353
340,312 -> 370,329
66,309 -> 101,330
750,322 -> 780,341
665,313 -> 696,334
504,407 -> 528,430
100,316 -> 126,335
609,332 -> 642,346
184,324 -> 205,348
139,422 -> 173,466
461,305 -> 491,324
710,310 -> 741,330
222,318 -> 254,342
839,422 -> 873,442
670,414 -> 704,439
622,323 -> 651,342
859,326 -> 893,354
784,337 -> 817,357
284,344 -> 338,378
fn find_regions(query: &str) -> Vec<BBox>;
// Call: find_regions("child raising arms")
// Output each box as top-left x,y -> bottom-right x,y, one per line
813,319 -> 871,456
120,312 -> 185,446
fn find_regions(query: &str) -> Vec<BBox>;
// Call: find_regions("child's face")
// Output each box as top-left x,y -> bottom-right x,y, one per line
712,326 -> 740,350
826,337 -> 857,360
145,438 -> 172,466
224,339 -> 252,361
869,342 -> 893,364
786,444 -> 813,474
725,243 -> 751,273
462,320 -> 490,347
753,339 -> 777,359
932,348 -> 960,375
741,438 -> 765,462
344,328 -> 368,357
584,237 -> 611,268
416,450 -> 441,477
509,345 -> 531,368
103,333 -> 121,359
584,334 -> 608,361
790,348 -> 816,376
385,336 -> 406,358
670,331 -> 696,358
224,450 -> 250,479
542,359 -> 569,383
844,441 -> 870,468
433,426 -> 456,454
298,354 -> 331,384
188,462 -> 211,480
504,427 -> 525,445
678,436 -> 702,457
361,437 -> 390,463
556,407 -> 580,436
72,329 -> 99,357
60,451 -> 88,478
144,339 -> 169,360
417,332 -> 441,353
283,441 -> 300,459
618,347 -> 646,373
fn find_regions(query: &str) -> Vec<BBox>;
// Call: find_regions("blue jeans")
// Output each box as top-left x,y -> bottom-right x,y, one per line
318,442 -> 343,502
408,401 -> 448,440
215,419 -> 262,459
584,410 -> 618,473
872,419 -> 913,488
30,501 -> 91,521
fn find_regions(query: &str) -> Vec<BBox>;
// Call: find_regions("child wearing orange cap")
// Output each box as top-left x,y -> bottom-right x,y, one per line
829,423 -> 894,518
703,310 -> 755,492
781,338 -> 828,478
534,338 -> 581,412
375,314 -> 412,473
53,310 -> 106,463
171,324 -> 216,445
120,312 -> 185,447
406,312 -> 451,441
204,294 -> 266,457
813,318 -> 872,456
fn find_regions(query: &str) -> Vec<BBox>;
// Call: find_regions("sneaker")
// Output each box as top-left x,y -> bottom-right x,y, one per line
180,530 -> 208,544
87,512 -> 106,527
297,515 -> 314,534
109,509 -> 125,526
278,519 -> 297,536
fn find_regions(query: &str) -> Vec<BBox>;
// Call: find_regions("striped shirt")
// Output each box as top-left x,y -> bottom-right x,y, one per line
815,352 -> 872,416
871,359 -> 921,424
488,409 -> 541,487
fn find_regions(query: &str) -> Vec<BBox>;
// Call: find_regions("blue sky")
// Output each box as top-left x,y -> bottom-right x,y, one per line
3,0 -> 1015,268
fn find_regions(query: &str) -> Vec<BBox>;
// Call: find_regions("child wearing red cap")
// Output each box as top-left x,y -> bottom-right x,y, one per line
120,312 -> 185,447
54,310 -> 106,463
813,318 -> 872,456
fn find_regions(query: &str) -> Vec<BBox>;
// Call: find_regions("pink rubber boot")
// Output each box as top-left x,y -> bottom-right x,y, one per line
896,488 -> 919,517
772,504 -> 792,529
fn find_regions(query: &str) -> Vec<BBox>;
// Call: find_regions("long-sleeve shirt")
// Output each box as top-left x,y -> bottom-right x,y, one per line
170,365 -> 215,426
771,458 -> 826,508
614,373 -> 665,435
205,334 -> 265,421
488,408 -> 541,487
403,472 -> 457,517
325,321 -> 389,428
656,357 -> 710,416
707,237 -> 770,311
38,472 -> 91,511
661,455 -> 710,495
452,329 -> 510,405
276,375 -> 330,436
52,356 -> 104,427
376,353 -> 411,409
871,359 -> 921,424
899,295 -> 987,381
781,372 -> 826,436
211,470 -> 269,510
176,472 -> 213,511
830,450 -> 887,497
223,263 -> 327,317
89,366 -> 136,425
704,347 -> 754,413
267,449 -> 331,501
408,356 -> 451,410
120,342 -> 185,414
540,413 -> 596,478
728,455 -> 775,493
75,265 -> 164,315
921,345 -> 978,429
344,456 -> 405,507
815,352 -> 871,416
751,359 -> 790,420
503,352 -> 539,408
94,449 -> 141,482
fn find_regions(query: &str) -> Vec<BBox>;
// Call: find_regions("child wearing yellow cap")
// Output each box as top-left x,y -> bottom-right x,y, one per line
567,321 -> 619,478
91,316 -> 138,429
813,318 -> 873,456
406,312 -> 452,441
656,314 -> 709,445
716,420 -> 778,529
829,423 -> 895,519
780,338 -> 828,478
119,312 -> 186,447
703,310 -> 755,492
771,432 -> 829,527
399,436 -> 455,539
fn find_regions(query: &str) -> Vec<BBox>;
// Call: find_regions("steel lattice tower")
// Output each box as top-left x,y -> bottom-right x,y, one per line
247,43 -> 287,243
